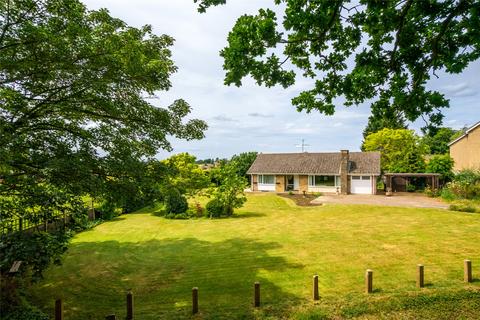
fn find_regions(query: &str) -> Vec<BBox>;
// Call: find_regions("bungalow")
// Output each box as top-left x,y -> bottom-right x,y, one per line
247,150 -> 381,195
448,121 -> 480,171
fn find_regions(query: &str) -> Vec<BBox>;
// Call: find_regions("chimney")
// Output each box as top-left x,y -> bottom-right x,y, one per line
340,150 -> 349,194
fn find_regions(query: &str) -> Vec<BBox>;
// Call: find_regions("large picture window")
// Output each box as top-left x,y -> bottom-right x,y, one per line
258,175 -> 275,184
308,175 -> 336,187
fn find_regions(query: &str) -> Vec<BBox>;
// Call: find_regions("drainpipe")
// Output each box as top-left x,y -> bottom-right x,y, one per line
340,150 -> 349,195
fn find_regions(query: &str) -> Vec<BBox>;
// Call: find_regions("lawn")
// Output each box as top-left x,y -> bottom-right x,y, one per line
30,194 -> 480,319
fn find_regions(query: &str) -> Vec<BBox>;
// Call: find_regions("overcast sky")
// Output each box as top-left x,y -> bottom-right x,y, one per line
84,0 -> 480,160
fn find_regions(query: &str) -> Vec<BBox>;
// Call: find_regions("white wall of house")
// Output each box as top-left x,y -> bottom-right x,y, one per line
308,186 -> 338,193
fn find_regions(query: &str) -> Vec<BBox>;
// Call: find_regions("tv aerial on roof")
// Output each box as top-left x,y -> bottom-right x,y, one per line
295,139 -> 310,152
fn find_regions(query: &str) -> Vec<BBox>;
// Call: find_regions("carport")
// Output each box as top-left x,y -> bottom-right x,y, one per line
384,173 -> 441,192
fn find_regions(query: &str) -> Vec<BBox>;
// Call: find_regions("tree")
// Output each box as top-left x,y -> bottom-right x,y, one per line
230,151 -> 258,184
161,153 -> 210,196
421,127 -> 459,155
363,128 -> 426,173
362,105 -> 407,141
425,154 -> 454,181
0,0 -> 206,287
206,163 -> 247,217
194,0 -> 480,130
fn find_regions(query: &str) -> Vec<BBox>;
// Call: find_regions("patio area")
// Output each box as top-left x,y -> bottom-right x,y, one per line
311,192 -> 448,209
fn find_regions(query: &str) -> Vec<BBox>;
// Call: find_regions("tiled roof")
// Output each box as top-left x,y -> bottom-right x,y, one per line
246,152 -> 381,175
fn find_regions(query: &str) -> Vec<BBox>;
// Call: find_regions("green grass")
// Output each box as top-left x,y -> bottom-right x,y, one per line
30,194 -> 480,319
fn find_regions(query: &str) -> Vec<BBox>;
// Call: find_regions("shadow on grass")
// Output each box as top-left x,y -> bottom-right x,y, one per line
146,211 -> 267,219
34,237 -> 303,319
232,211 -> 266,218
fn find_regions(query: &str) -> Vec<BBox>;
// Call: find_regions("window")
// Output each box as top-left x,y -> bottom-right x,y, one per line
309,175 -> 335,186
361,176 -> 371,181
335,176 -> 341,186
258,175 -> 275,184
352,176 -> 361,180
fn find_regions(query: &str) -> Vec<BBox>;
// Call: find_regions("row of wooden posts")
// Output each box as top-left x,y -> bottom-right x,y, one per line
53,260 -> 475,320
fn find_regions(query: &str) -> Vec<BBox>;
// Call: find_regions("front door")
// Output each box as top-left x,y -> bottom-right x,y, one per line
286,175 -> 294,191
294,175 -> 299,190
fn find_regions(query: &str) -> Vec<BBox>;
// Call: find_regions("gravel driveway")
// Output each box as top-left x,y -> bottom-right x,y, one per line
311,193 -> 448,209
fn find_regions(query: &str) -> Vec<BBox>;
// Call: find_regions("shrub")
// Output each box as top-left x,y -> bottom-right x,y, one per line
406,184 -> 416,192
194,202 -> 204,217
2,303 -> 48,320
441,169 -> 480,201
449,203 -> 477,213
0,231 -> 71,281
205,198 -> 225,218
441,186 -> 458,201
164,189 -> 188,214
98,201 -> 118,220
288,190 -> 294,195
424,187 -> 440,198
206,162 -> 247,218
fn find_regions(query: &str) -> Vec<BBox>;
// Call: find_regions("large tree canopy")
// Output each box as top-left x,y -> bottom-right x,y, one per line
0,0 -> 207,203
363,128 -> 426,173
420,127 -> 460,155
195,0 -> 480,128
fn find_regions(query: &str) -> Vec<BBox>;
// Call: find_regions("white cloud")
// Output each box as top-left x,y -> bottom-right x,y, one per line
441,82 -> 477,97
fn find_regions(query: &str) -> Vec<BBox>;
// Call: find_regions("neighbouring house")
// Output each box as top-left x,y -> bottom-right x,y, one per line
448,121 -> 480,171
247,150 -> 381,195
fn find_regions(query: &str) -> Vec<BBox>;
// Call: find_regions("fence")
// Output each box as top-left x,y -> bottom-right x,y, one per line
1,212 -> 71,235
51,259 -> 476,320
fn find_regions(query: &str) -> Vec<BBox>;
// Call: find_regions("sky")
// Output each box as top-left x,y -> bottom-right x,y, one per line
83,0 -> 480,160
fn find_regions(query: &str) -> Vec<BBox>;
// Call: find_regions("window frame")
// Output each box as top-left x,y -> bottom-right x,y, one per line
308,175 -> 339,187
258,174 -> 275,185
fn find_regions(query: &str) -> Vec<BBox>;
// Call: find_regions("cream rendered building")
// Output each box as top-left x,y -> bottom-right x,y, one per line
448,121 -> 480,171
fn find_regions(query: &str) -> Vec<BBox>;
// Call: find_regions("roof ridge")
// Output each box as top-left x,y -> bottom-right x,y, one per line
448,120 -> 480,146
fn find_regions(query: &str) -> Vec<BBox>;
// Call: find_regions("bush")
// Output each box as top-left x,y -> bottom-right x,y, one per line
406,184 -> 416,192
194,202 -> 204,217
441,187 -> 458,201
205,198 -> 226,218
444,169 -> 480,200
164,189 -> 188,214
449,203 -> 477,213
2,303 -> 48,320
98,201 -> 118,220
424,187 -> 440,198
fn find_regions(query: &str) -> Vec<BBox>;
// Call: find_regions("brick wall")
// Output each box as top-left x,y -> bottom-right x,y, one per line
275,175 -> 285,192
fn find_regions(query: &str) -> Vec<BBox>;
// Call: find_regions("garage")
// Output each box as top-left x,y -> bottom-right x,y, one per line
350,175 -> 373,194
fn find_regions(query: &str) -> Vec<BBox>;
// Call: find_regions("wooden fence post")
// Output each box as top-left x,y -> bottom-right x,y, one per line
464,260 -> 472,283
192,287 -> 199,314
126,290 -> 133,320
417,264 -> 424,288
105,315 -> 116,320
254,282 -> 260,307
365,269 -> 373,294
55,299 -> 63,320
313,275 -> 319,300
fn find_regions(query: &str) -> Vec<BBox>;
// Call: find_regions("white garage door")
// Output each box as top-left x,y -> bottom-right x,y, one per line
351,176 -> 372,194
